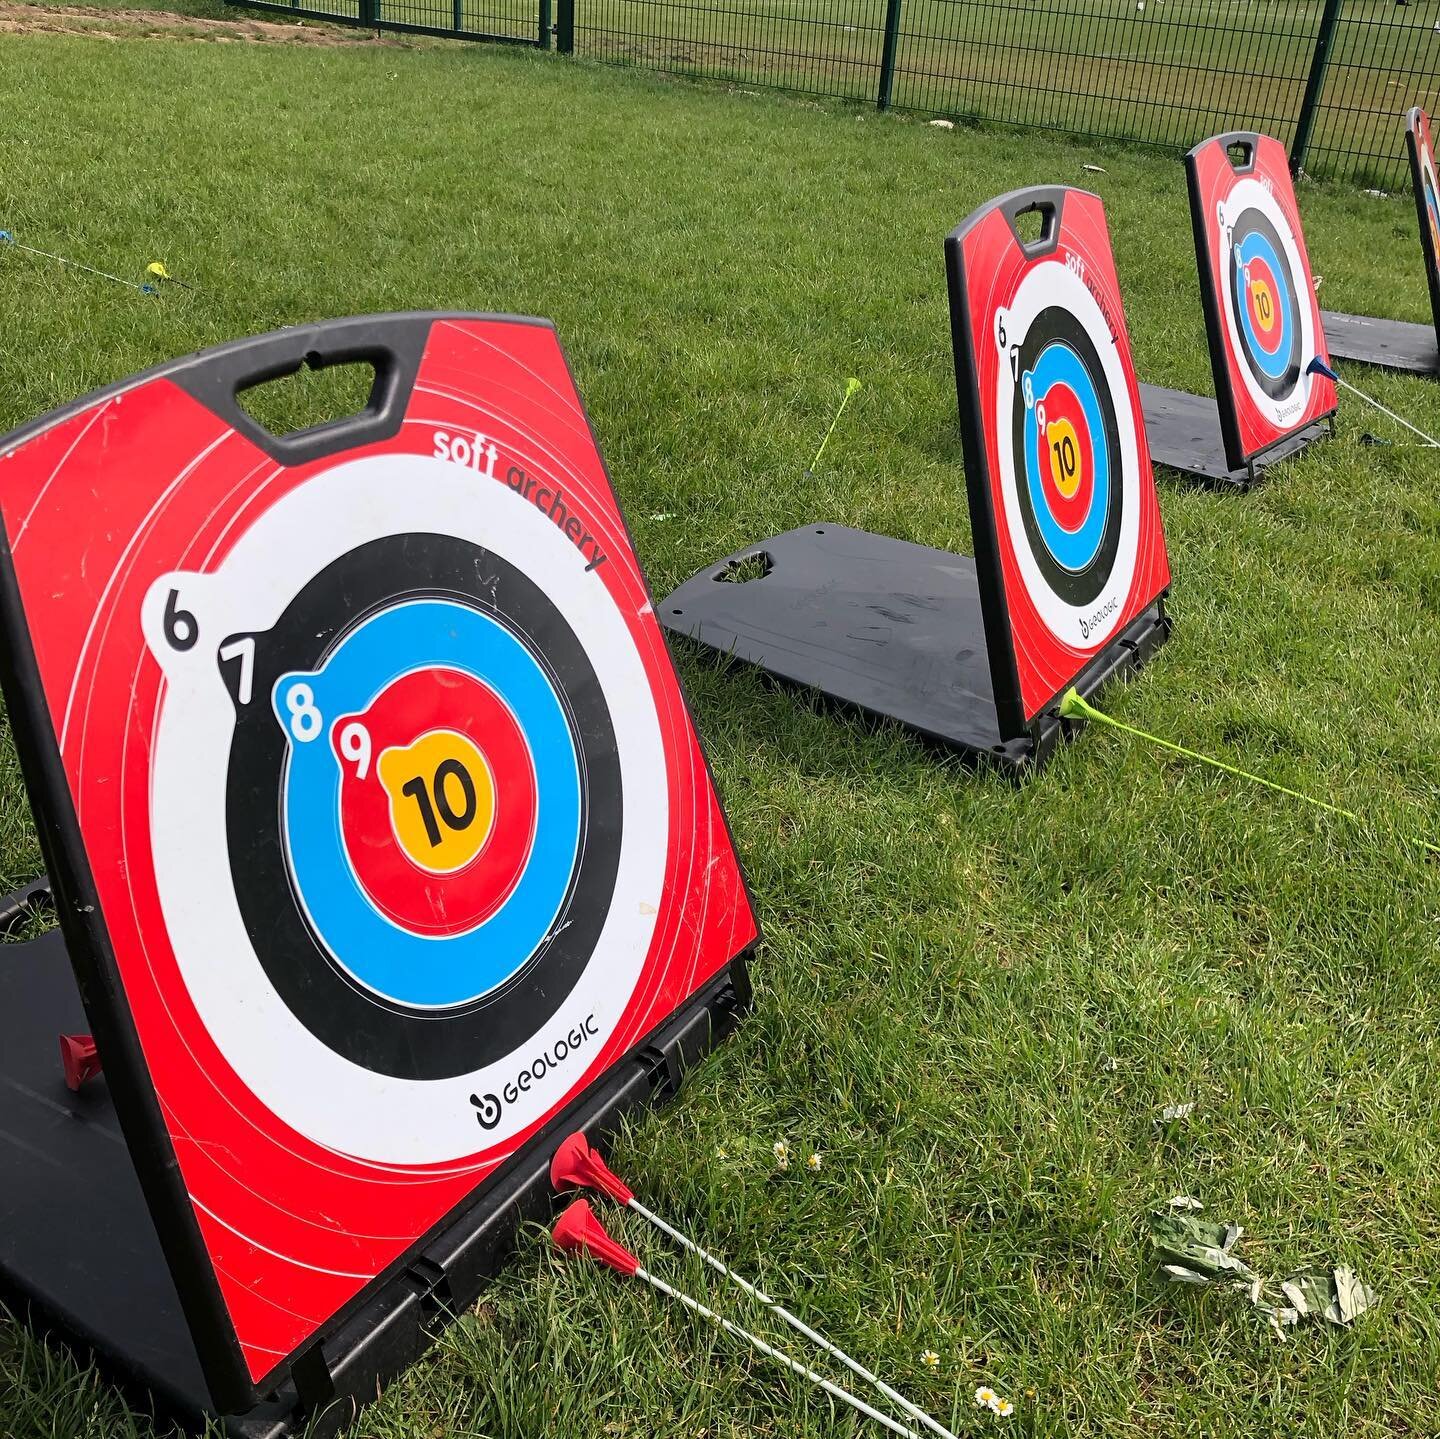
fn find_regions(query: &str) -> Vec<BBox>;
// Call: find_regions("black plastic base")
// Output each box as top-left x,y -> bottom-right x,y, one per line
1140,383 -> 1327,488
660,523 -> 1169,772
1322,310 -> 1440,375
0,880 -> 751,1438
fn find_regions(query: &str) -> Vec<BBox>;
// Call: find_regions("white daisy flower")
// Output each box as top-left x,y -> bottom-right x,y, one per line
921,1349 -> 939,1368
975,1386 -> 997,1408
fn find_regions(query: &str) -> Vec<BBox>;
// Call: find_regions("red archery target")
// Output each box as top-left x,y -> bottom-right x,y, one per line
1406,107 -> 1440,344
1187,132 -> 1335,469
947,187 -> 1172,731
0,314 -> 758,1403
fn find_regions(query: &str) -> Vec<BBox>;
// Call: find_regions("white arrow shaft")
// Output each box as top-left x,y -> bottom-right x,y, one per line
635,1267 -> 921,1439
1332,371 -> 1440,447
628,1198 -> 959,1439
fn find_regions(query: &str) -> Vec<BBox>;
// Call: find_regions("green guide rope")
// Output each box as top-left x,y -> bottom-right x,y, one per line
806,377 -> 862,476
1058,688 -> 1438,857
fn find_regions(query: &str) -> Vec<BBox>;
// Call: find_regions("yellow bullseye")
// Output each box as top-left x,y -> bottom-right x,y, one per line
1046,417 -> 1083,498
377,729 -> 495,875
1250,278 -> 1277,333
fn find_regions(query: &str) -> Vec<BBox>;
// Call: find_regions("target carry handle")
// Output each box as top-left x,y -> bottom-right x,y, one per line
1210,132 -> 1259,173
168,313 -> 432,466
990,186 -> 1072,258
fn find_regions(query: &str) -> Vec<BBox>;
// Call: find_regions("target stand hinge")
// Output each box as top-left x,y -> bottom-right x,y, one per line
0,873 -> 53,933
639,958 -> 753,1101
400,1255 -> 453,1326
638,1039 -> 685,1101
289,1339 -> 337,1411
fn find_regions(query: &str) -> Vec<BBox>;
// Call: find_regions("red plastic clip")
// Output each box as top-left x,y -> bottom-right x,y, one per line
59,1033 -> 102,1091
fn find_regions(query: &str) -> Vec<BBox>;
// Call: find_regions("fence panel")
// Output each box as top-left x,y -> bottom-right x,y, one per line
571,0 -> 890,102
887,0 -> 1319,154
568,0 -> 1440,186
225,0 -> 1440,185
1299,0 -> 1440,186
229,0 -> 546,45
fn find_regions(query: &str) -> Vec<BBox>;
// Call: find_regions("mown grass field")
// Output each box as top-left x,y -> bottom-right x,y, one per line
2,18 -> 1440,1439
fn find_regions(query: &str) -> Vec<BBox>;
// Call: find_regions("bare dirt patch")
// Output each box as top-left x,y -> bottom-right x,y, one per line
0,2 -> 394,44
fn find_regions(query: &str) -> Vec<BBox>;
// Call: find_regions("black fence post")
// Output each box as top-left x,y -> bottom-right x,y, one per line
877,0 -> 903,111
359,0 -> 377,25
1291,0 -> 1344,175
556,0 -> 573,53
538,0 -> 552,48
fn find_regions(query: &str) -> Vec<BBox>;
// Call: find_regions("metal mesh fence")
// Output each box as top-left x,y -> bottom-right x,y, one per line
232,0 -> 547,45
1304,2 -> 1440,184
223,0 -> 1440,186
567,0 -> 1440,186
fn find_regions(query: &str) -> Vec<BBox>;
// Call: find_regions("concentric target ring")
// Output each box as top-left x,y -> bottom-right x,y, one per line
141,454 -> 668,1165
224,534 -> 622,1082
1226,209 -> 1300,400
1216,177 -> 1318,425
1010,306 -> 1122,606
993,254 -> 1141,651
1421,144 -> 1440,260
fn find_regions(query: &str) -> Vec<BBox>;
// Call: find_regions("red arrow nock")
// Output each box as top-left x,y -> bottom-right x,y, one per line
550,1130 -> 635,1205
552,1199 -> 640,1277
59,1034 -> 102,1091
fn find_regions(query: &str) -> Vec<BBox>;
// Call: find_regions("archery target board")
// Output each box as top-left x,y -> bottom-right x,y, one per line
945,186 -> 1172,733
1406,106 -> 1440,343
1187,132 -> 1336,470
0,313 -> 758,1407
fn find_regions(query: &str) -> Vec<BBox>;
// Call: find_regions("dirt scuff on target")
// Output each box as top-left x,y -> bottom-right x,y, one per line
0,2 -> 400,45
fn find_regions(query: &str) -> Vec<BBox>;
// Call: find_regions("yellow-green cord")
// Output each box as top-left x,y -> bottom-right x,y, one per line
1058,688 -> 1438,856
807,377 -> 862,473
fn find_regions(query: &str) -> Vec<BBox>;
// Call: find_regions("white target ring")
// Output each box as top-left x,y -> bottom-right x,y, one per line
994,257 -> 1142,651
1217,176 -> 1319,428
139,454 -> 668,1166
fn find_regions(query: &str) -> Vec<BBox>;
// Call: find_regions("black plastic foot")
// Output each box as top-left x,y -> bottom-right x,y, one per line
1140,383 -> 1327,488
1321,310 -> 1440,375
660,524 -> 1169,772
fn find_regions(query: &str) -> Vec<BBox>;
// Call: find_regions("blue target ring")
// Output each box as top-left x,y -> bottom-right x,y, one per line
1022,341 -> 1111,575
1226,208 -> 1303,401
274,599 -> 582,1010
1232,228 -> 1294,383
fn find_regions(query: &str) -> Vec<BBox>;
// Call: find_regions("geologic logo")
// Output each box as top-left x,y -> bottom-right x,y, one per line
1078,595 -> 1119,641
469,1014 -> 601,1131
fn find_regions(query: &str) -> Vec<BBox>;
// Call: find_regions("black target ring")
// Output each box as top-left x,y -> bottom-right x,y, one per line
1227,207 -> 1302,402
1009,305 -> 1124,608
222,533 -> 623,1082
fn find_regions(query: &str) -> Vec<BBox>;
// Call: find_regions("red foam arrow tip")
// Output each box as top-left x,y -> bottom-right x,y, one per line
58,1034 -> 101,1092
550,1130 -> 635,1205
552,1198 -> 641,1277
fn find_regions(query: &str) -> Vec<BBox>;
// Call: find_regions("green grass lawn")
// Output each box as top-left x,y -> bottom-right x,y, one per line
2,25 -> 1440,1439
